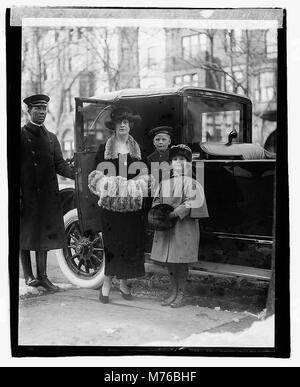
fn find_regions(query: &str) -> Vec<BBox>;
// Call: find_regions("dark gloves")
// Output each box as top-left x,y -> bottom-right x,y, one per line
166,211 -> 178,221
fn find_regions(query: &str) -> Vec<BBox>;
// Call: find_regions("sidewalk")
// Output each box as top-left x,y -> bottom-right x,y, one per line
18,286 -> 267,347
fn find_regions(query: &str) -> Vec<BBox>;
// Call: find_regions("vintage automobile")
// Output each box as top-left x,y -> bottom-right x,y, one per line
56,86 -> 276,288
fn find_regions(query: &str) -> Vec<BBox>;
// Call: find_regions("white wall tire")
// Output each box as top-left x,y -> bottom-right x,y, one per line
55,209 -> 105,289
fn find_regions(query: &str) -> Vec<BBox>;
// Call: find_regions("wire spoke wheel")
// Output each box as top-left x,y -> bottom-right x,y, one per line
56,209 -> 105,288
64,220 -> 104,278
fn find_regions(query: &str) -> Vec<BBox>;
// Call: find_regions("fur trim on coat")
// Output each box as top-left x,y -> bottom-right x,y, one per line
88,170 -> 153,212
104,134 -> 141,160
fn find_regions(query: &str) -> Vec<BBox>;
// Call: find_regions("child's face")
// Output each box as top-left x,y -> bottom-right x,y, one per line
171,155 -> 188,172
153,134 -> 171,152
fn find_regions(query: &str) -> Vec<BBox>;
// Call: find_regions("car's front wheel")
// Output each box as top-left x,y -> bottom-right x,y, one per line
55,209 -> 105,289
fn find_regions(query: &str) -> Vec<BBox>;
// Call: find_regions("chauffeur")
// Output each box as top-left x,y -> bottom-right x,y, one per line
20,94 -> 74,291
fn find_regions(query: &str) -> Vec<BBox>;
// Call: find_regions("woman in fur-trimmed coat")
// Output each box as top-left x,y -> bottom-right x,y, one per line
91,106 -> 149,303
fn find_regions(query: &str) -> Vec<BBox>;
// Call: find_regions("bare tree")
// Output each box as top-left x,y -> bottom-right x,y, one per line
22,26 -> 141,130
175,28 -> 276,100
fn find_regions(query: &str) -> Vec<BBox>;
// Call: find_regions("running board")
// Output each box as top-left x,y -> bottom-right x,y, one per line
145,257 -> 271,282
212,232 -> 273,245
191,261 -> 271,281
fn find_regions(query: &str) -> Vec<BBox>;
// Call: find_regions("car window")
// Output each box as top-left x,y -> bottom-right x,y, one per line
79,96 -> 179,155
186,95 -> 244,154
82,102 -> 113,151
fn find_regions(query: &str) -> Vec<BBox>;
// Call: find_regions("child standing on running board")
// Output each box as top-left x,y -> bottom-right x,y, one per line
150,144 -> 206,308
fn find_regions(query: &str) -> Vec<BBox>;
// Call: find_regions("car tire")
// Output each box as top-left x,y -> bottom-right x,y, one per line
55,208 -> 105,289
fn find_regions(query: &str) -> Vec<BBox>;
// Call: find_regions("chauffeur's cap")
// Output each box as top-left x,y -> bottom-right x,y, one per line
149,126 -> 174,139
23,94 -> 50,107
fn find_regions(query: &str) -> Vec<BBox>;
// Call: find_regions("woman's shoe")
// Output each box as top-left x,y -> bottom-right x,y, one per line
99,287 -> 109,304
120,289 -> 133,300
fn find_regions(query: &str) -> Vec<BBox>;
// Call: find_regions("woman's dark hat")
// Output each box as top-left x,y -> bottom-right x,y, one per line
169,144 -> 192,162
149,126 -> 174,138
148,204 -> 177,231
105,106 -> 142,130
23,94 -> 50,107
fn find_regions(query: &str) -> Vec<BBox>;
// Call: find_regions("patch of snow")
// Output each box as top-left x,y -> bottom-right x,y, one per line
103,328 -> 119,335
142,316 -> 275,348
19,278 -> 76,299
214,306 -> 221,311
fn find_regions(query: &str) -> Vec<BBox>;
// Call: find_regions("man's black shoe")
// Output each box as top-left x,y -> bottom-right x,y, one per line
37,277 -> 60,292
25,277 -> 40,287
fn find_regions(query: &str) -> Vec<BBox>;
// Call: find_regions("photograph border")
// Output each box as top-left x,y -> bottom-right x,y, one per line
6,6 -> 290,358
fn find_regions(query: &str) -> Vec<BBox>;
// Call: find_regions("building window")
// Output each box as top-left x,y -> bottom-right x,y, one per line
121,47 -> 131,68
68,28 -> 75,41
182,34 -> 206,60
265,29 -> 277,59
174,76 -> 182,85
225,71 -> 244,94
79,72 -> 95,97
234,71 -> 244,94
147,46 -> 157,67
234,29 -> 243,43
225,29 -> 243,52
260,72 -> 275,101
224,30 -> 231,52
254,71 -> 275,102
62,129 -> 74,159
225,74 -> 233,92
77,27 -> 83,40
173,73 -> 198,87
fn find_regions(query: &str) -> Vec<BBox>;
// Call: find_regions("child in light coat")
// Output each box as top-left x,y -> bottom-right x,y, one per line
150,144 -> 205,308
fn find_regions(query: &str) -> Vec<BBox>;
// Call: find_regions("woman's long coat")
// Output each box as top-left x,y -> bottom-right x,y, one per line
150,173 -> 205,264
20,122 -> 74,251
93,134 -> 148,279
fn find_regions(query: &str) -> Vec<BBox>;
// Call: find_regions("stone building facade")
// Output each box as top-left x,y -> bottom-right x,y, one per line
22,25 -> 278,161
163,28 -> 277,146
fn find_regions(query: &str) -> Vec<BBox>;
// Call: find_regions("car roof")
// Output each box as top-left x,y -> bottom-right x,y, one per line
88,86 -> 251,103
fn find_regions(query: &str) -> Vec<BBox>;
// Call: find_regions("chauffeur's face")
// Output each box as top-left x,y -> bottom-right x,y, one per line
29,105 -> 47,125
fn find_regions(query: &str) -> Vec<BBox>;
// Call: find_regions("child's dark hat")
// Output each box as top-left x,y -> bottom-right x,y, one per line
169,144 -> 192,162
149,126 -> 174,138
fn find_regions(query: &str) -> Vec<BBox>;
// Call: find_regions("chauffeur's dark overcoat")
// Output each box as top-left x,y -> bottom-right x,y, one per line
20,122 -> 74,251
